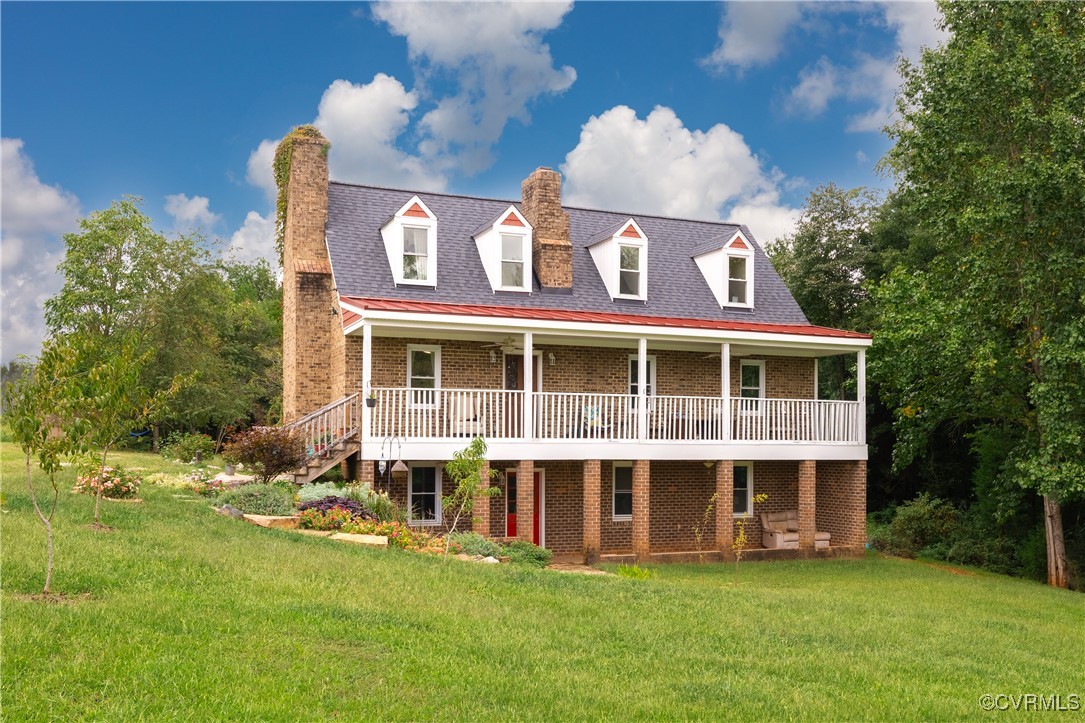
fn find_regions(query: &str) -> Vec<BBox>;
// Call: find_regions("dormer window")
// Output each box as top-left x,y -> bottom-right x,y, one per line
692,230 -> 755,309
619,244 -> 641,296
588,218 -> 648,301
381,196 -> 437,286
403,226 -> 429,281
473,206 -> 533,293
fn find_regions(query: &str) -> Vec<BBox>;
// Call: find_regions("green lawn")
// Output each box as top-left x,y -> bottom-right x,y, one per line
2,443 -> 1082,721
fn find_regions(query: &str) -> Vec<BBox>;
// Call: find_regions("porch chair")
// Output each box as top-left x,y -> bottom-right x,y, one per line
761,510 -> 830,549
450,393 -> 484,437
579,404 -> 608,438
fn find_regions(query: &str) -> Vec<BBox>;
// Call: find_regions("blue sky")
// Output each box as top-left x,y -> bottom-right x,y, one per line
1,1 -> 945,361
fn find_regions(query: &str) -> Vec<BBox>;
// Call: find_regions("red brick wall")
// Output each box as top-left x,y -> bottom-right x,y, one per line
816,460 -> 867,548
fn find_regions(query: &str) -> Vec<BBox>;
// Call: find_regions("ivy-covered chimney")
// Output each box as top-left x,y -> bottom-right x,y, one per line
521,167 -> 572,289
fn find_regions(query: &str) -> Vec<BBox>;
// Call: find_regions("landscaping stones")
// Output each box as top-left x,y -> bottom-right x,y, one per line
217,504 -> 244,519
454,554 -> 504,564
242,514 -> 299,530
329,532 -> 388,547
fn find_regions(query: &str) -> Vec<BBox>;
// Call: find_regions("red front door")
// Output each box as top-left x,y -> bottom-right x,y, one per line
506,471 -> 542,545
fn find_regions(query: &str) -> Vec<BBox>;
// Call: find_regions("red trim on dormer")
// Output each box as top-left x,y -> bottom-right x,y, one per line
728,237 -> 749,250
620,224 -> 642,239
501,212 -> 525,227
404,203 -> 429,218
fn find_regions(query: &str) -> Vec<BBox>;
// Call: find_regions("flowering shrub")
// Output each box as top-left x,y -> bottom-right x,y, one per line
341,519 -> 458,555
73,466 -> 141,499
186,469 -> 230,498
297,495 -> 372,518
299,506 -> 354,531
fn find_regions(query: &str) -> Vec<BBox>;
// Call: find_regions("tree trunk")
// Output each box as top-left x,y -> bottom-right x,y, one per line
1043,495 -> 1069,589
25,453 -> 54,594
151,424 -> 160,454
94,444 -> 111,526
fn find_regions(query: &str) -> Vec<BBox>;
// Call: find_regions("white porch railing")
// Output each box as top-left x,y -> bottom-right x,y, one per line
367,388 -> 862,445
372,388 -> 524,440
285,393 -> 360,460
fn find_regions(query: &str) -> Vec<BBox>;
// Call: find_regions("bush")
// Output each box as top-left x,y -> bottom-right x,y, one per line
185,468 -> 229,498
341,519 -> 452,555
447,531 -> 502,557
161,432 -> 216,463
344,482 -> 407,523
72,465 -> 141,499
217,483 -> 294,516
299,506 -> 354,531
223,427 -> 307,484
297,482 -> 345,504
888,494 -> 960,557
502,540 -> 552,567
297,495 -> 372,520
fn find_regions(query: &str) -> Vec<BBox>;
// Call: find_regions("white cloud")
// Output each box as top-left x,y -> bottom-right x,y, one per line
786,57 -> 839,116
372,1 -> 576,173
0,138 -> 81,361
225,210 -> 277,267
856,149 -> 870,164
164,193 -> 221,230
246,139 -> 278,202
561,106 -> 801,246
702,2 -> 803,72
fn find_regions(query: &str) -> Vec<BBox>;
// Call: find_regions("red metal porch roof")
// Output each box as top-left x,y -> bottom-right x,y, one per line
339,295 -> 871,340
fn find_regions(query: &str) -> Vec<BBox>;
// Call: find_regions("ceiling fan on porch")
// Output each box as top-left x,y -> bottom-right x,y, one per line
482,335 -> 523,354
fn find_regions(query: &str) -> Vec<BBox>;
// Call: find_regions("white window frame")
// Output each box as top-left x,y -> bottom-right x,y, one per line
380,196 -> 438,287
738,359 -> 765,416
732,462 -> 753,518
408,464 -> 442,526
617,243 -> 644,299
402,225 -> 430,282
407,344 -> 441,409
627,354 -> 657,411
499,232 -> 529,291
612,462 -> 633,521
724,249 -> 754,308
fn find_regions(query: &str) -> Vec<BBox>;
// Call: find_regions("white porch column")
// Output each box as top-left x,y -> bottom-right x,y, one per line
857,349 -> 867,444
361,321 -> 373,442
523,331 -> 534,440
721,342 -> 731,442
637,337 -> 648,441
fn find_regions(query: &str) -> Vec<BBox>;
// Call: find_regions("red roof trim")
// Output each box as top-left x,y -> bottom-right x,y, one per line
339,296 -> 871,339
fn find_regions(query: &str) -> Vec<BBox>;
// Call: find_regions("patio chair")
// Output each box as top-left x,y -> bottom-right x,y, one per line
761,510 -> 830,549
450,393 -> 484,437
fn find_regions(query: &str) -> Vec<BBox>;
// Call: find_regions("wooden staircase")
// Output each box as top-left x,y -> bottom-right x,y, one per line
284,394 -> 362,485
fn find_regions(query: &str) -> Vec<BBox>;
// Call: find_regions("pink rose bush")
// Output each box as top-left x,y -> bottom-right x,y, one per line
73,466 -> 142,499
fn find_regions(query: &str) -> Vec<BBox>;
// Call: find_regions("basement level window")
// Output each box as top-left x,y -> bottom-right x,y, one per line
613,463 -> 633,520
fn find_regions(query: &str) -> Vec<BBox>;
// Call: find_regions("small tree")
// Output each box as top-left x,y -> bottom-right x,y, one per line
691,492 -> 718,563
732,493 -> 768,585
223,426 -> 307,484
441,437 -> 500,555
3,342 -> 88,595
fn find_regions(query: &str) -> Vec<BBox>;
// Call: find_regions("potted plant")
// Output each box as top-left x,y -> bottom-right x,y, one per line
365,391 -> 377,408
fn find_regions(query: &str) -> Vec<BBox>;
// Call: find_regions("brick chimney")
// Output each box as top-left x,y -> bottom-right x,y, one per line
280,126 -> 345,422
521,167 -> 572,289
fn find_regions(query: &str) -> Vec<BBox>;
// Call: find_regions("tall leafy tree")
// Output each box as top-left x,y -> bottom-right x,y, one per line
875,1 -> 1085,587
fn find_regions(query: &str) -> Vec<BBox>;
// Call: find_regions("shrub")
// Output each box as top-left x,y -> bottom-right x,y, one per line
72,465 -> 141,499
299,506 -> 353,531
297,482 -> 345,504
447,531 -> 502,557
502,540 -> 552,567
223,427 -> 307,484
888,494 -> 960,558
616,564 -> 655,580
161,432 -> 216,463
297,496 -> 373,520
217,483 -> 294,516
185,468 -> 230,498
344,482 -> 407,523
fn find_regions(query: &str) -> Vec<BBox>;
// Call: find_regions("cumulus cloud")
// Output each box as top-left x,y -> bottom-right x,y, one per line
224,210 -> 277,267
702,2 -> 803,72
246,139 -> 278,202
0,138 -> 81,361
561,106 -> 800,246
164,193 -> 221,230
372,1 -> 576,173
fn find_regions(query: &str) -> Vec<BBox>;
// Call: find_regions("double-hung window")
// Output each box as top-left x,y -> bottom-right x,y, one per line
501,234 -> 525,288
728,255 -> 749,305
613,464 -> 633,520
732,463 -> 753,517
403,226 -> 429,281
628,355 -> 656,410
619,245 -> 641,296
409,465 -> 441,525
408,344 -> 440,407
739,360 -> 764,414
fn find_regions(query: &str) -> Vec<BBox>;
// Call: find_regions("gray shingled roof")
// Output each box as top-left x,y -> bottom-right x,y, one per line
326,182 -> 809,326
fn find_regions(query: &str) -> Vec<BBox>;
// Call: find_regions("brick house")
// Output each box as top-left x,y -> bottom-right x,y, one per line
281,128 -> 871,563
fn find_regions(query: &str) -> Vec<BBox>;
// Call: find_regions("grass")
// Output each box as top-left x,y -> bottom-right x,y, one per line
3,443 -> 1083,721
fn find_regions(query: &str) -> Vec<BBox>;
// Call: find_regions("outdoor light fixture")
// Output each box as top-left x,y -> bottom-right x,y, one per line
490,350 -> 497,363
703,460 -> 716,469
379,436 -> 404,484
391,459 -> 408,475
548,352 -> 556,366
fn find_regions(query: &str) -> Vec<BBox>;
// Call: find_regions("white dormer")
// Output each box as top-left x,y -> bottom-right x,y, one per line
473,206 -> 533,293
588,219 -> 648,301
693,230 -> 755,309
381,196 -> 438,286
